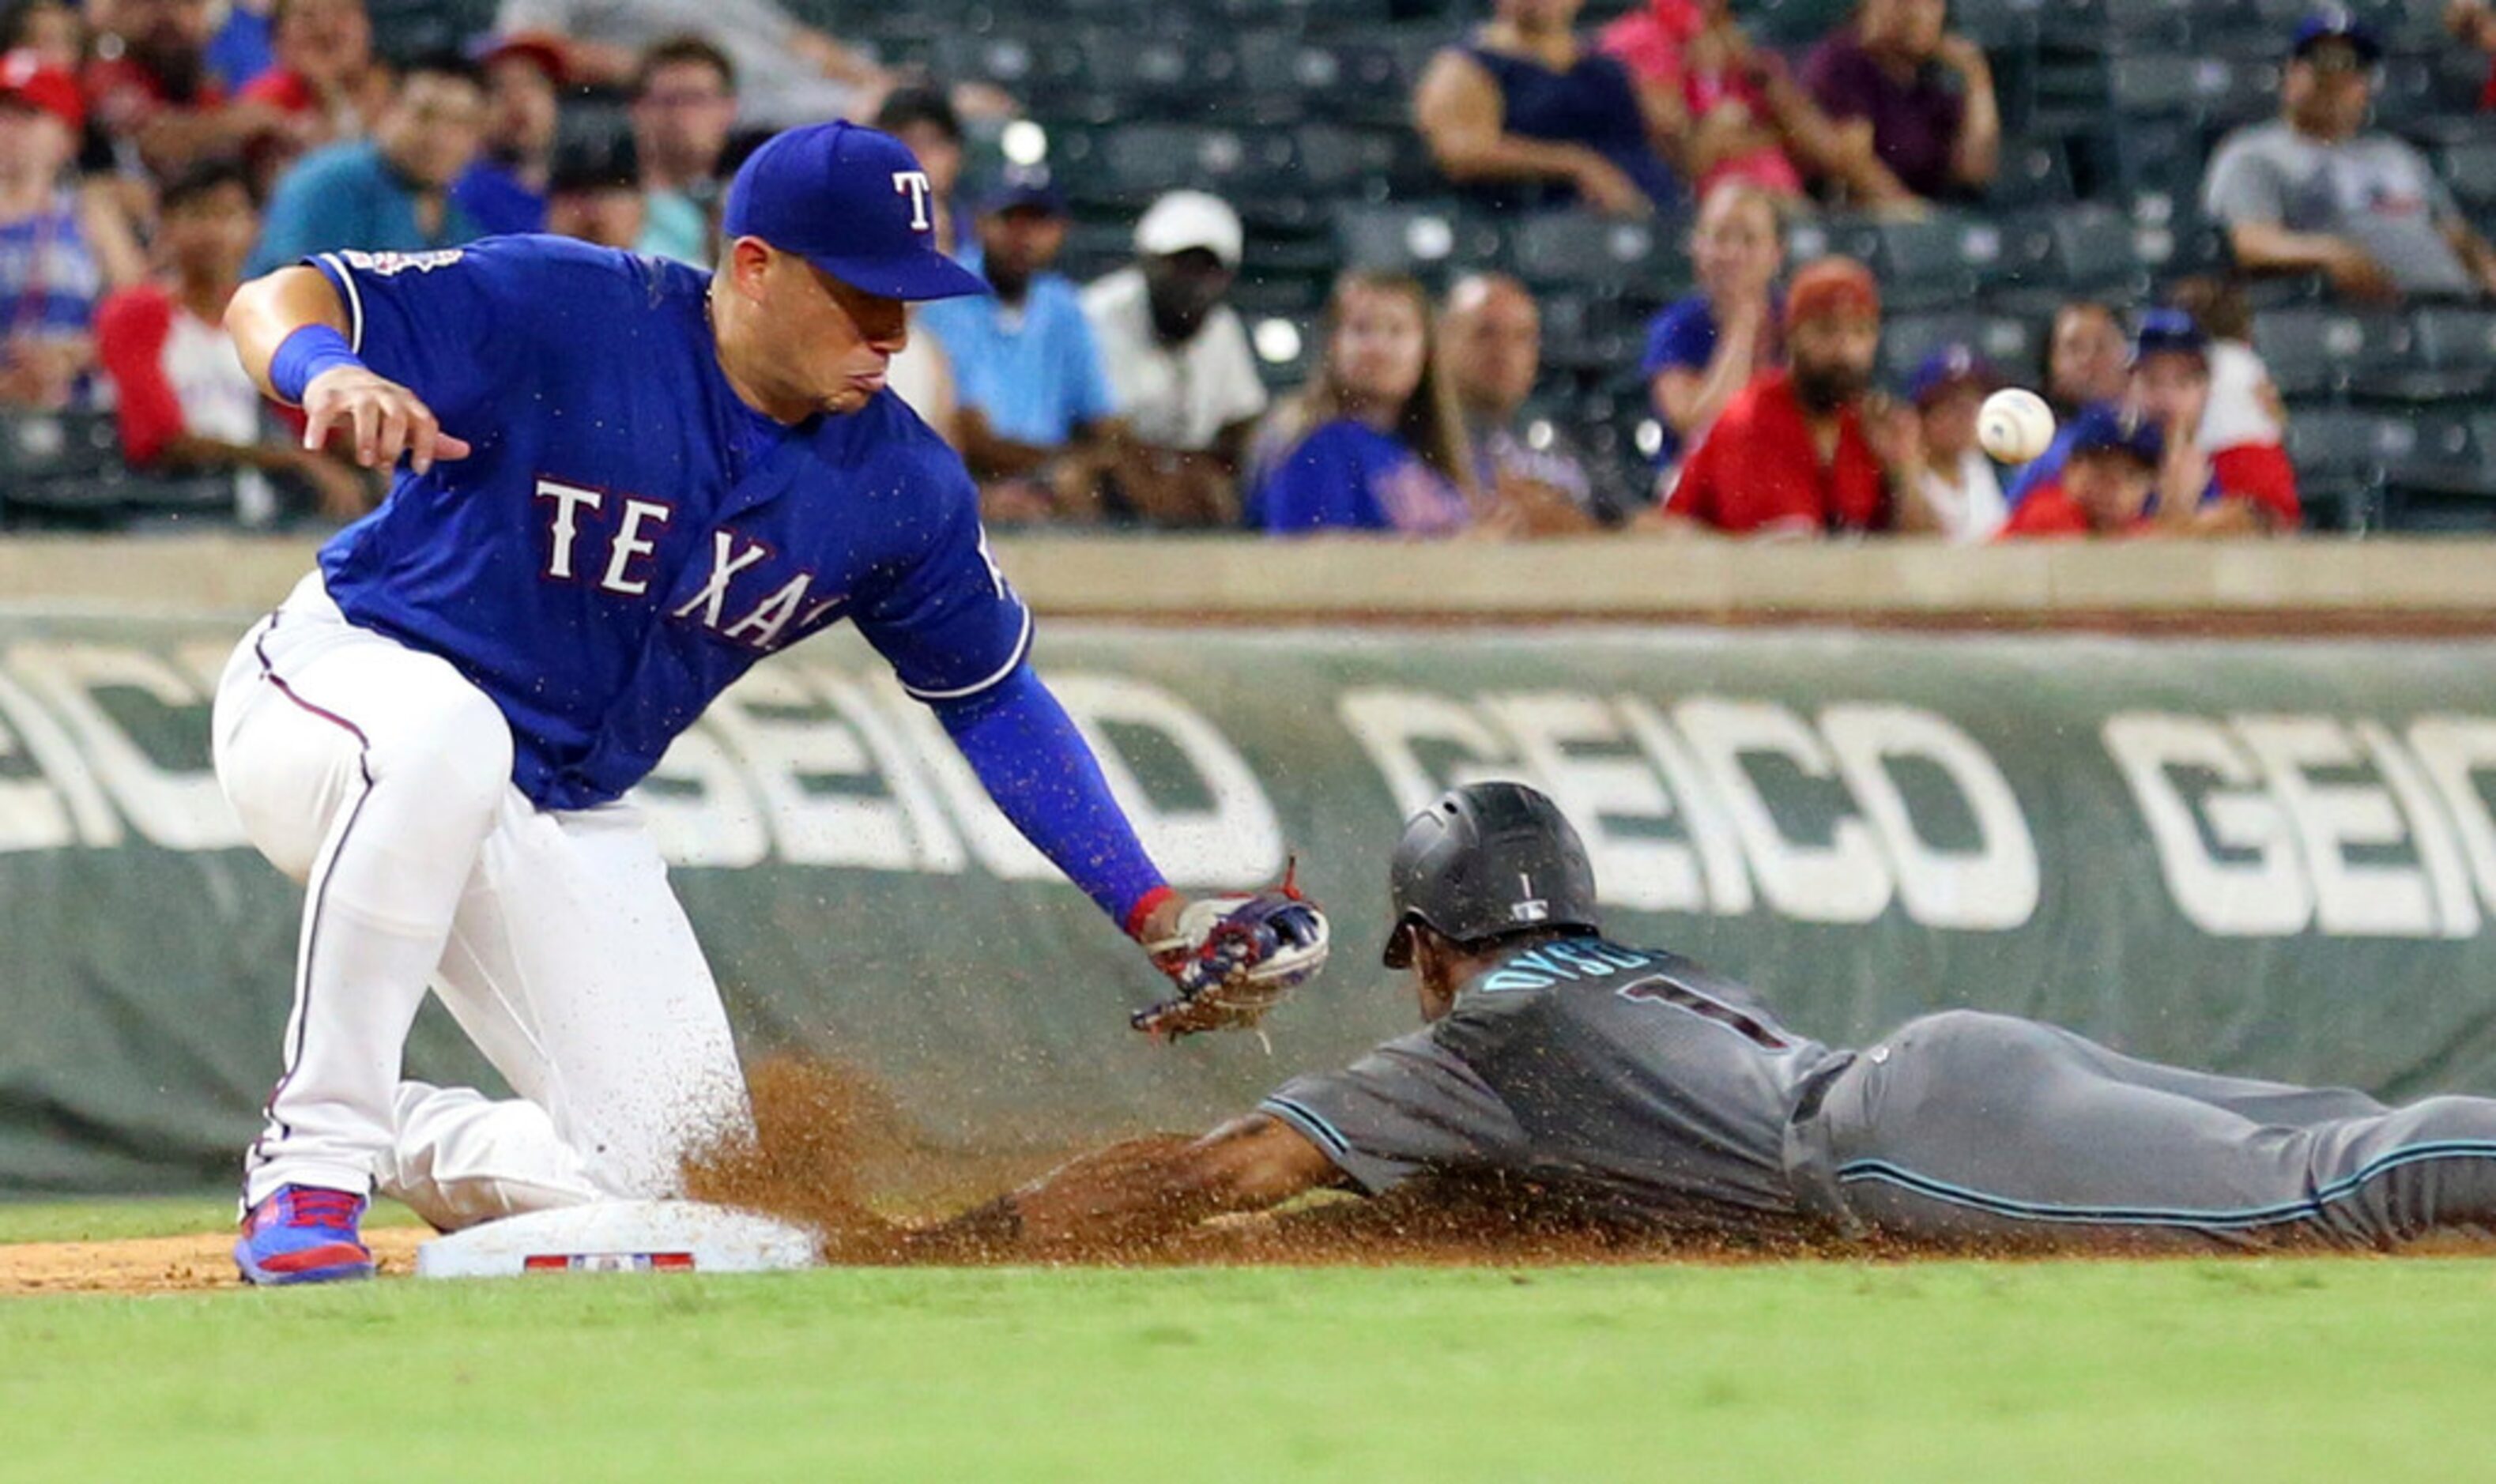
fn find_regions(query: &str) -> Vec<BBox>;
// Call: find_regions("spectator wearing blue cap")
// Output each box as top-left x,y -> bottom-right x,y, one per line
2130,305 -> 2300,533
1998,406 -> 2162,539
1891,344 -> 2005,542
917,164 -> 1123,525
2007,307 -> 2292,532
2205,9 -> 2496,302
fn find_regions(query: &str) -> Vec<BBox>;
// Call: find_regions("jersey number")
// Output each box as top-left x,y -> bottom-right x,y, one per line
1616,975 -> 1793,1051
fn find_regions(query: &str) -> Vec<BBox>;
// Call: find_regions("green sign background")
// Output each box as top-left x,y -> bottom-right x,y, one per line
6,612 -> 2496,1193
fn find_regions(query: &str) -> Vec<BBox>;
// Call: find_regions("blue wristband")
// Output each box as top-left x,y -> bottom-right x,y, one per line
269,324 -> 364,404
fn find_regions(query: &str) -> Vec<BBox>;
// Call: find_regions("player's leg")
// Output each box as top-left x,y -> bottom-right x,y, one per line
212,586 -> 515,1216
2009,1019 -> 2391,1126
2289,1095 -> 2496,1245
1817,1010 -> 2325,1251
377,798 -> 751,1230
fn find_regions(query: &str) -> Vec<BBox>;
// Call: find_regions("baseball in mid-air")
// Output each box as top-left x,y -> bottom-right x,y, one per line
1978,388 -> 2056,463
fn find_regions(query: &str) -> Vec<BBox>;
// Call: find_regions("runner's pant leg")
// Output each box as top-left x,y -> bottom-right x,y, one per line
1822,1011 -> 2496,1251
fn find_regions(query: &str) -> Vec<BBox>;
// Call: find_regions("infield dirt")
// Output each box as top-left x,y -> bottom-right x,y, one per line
17,1054 -> 2496,1295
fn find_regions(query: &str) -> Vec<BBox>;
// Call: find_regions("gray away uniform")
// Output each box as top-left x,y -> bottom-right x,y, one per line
1261,936 -> 2496,1252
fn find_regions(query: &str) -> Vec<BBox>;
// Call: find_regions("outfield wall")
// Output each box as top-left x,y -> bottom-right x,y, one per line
6,537 -> 2496,1193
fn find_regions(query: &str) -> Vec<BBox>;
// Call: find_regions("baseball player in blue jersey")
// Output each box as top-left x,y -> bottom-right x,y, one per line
926,782 -> 2496,1257
209,121 -> 1326,1285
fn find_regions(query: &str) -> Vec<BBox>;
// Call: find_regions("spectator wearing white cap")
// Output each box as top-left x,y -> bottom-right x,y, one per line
1079,190 -> 1270,527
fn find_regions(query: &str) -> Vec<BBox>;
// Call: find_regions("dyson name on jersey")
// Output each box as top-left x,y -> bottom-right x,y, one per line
1477,940 -> 1653,993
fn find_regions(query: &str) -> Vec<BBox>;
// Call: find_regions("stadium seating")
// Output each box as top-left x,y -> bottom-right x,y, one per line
0,411 -> 236,533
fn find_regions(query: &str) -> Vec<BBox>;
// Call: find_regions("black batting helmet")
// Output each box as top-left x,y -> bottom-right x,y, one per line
1381,782 -> 1601,968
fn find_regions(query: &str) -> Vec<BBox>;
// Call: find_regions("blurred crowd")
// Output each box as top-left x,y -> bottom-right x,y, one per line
0,0 -> 2485,539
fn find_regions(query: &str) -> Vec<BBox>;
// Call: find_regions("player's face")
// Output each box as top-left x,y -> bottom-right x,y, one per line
2131,351 -> 2208,430
2049,306 -> 2126,408
161,179 -> 257,279
1330,285 -> 1430,409
2065,451 -> 2154,529
764,252 -> 910,417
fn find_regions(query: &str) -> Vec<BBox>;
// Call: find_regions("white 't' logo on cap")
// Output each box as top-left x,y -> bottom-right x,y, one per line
892,171 -> 933,232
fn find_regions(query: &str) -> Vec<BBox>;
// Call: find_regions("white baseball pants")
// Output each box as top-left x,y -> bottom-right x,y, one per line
211,573 -> 751,1230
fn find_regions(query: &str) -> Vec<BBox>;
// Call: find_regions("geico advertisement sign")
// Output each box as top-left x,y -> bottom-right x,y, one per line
2,639 -> 2494,942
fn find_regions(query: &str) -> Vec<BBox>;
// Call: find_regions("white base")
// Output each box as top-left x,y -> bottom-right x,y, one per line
413,1200 -> 820,1279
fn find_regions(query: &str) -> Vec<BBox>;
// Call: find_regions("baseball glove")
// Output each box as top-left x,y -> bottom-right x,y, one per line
1133,868 -> 1331,1040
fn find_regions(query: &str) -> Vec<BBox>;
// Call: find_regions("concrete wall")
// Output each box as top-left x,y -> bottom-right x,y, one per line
6,534 -> 2494,628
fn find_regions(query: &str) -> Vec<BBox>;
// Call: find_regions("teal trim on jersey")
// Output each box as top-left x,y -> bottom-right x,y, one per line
1836,1139 -> 2496,1229
1258,1096 -> 1352,1160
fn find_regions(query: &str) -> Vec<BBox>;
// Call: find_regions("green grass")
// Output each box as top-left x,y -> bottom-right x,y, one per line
0,1196 -> 420,1244
3,1203 -> 2493,1482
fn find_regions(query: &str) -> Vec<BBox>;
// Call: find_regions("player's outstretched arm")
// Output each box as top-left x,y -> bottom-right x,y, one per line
910,1113 -> 1340,1256
225,266 -> 475,473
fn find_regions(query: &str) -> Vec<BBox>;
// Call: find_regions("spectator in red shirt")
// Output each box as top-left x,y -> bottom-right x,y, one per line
92,160 -> 367,523
1999,406 -> 2162,539
82,0 -> 290,176
236,0 -> 385,155
1653,254 -> 1895,537
1598,0 -> 1914,207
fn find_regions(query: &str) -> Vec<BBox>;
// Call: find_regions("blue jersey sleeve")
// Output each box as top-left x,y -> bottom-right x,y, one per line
307,240 -> 534,433
1640,298 -> 1717,379
1255,424 -> 1382,533
852,444 -> 1035,702
933,666 -> 1167,928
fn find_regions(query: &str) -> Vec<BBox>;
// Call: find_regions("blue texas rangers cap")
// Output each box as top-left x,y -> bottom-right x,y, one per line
2290,6 -> 2383,62
2067,405 -> 2165,467
1907,342 -> 1996,406
722,120 -> 988,301
2132,307 -> 2210,362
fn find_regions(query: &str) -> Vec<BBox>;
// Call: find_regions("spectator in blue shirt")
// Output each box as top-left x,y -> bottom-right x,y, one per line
1642,179 -> 1782,484
918,164 -> 1123,525
248,51 -> 487,275
450,34 -> 564,237
1248,269 -> 1483,537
